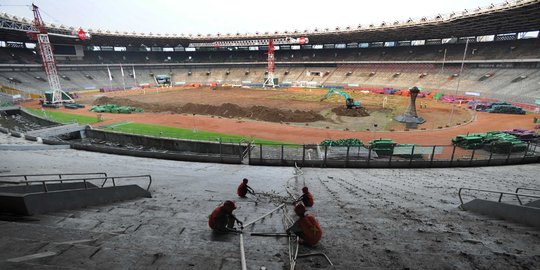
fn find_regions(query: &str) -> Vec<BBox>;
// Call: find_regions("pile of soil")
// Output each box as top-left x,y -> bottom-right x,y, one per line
93,97 -> 324,123
331,106 -> 370,117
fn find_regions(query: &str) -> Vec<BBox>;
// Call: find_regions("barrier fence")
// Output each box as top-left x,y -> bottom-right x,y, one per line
247,142 -> 540,168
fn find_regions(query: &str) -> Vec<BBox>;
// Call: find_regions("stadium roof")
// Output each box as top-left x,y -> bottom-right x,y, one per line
1,0 -> 539,47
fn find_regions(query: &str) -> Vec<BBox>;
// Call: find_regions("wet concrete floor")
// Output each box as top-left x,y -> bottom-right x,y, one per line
1,133 -> 539,269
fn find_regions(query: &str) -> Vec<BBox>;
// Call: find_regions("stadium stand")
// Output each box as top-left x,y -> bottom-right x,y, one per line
0,0 -> 539,104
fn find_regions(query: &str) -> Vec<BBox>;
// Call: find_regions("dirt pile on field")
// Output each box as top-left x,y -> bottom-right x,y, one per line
93,97 -> 324,123
331,106 -> 370,117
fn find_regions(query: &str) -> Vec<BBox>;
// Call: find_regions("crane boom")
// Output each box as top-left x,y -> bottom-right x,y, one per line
320,88 -> 361,108
32,4 -> 73,104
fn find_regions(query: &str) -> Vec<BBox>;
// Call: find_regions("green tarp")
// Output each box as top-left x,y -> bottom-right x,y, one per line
90,104 -> 144,114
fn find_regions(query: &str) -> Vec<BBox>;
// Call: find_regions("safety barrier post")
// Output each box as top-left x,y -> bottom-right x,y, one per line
450,144 -> 457,166
408,145 -> 415,166
388,145 -> 395,167
367,146 -> 371,167
281,145 -> 284,165
345,146 -> 350,167
219,140 -> 223,163
522,142 -> 530,162
302,145 -> 305,166
469,148 -> 476,166
505,144 -> 513,164
487,143 -> 494,165
429,145 -> 436,167
237,142 -> 241,161
323,145 -> 328,167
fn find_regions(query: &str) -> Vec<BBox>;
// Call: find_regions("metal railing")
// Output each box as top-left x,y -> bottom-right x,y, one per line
515,187 -> 540,204
0,174 -> 152,192
99,175 -> 152,191
249,142 -> 540,168
0,172 -> 108,183
516,187 -> 540,194
458,187 -> 540,206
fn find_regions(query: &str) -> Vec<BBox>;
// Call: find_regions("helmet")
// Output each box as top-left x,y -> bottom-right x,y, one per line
243,178 -> 248,183
302,187 -> 309,193
223,200 -> 237,211
294,203 -> 306,216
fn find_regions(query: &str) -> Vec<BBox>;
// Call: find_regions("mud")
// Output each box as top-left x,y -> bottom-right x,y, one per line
331,106 -> 370,117
94,97 -> 324,123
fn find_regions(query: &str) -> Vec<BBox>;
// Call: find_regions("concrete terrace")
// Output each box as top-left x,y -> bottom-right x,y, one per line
0,132 -> 539,269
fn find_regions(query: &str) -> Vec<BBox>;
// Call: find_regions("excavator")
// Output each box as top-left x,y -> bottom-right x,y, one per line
320,88 -> 361,109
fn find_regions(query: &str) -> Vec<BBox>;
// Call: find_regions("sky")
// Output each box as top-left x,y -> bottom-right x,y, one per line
0,0 -> 500,35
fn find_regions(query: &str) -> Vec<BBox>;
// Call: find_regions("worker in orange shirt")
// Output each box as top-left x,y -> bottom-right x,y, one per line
237,178 -> 255,198
208,200 -> 243,233
293,187 -> 314,207
286,203 -> 322,246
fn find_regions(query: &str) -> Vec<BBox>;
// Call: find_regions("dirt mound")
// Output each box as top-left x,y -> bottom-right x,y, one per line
93,97 -> 324,123
331,106 -> 370,117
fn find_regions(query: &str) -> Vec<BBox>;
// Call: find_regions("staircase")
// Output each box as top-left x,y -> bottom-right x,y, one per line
459,187 -> 540,228
0,172 -> 152,215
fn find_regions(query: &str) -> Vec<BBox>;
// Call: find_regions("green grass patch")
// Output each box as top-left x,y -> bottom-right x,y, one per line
99,122 -> 295,145
24,107 -> 101,125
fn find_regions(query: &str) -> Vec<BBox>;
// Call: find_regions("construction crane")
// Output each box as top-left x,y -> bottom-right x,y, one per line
320,88 -> 361,109
31,4 -> 73,105
263,39 -> 276,88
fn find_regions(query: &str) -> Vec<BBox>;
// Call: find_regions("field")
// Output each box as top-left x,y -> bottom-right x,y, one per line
24,107 -> 101,125
78,87 -> 472,132
24,86 -> 537,145
99,122 -> 290,144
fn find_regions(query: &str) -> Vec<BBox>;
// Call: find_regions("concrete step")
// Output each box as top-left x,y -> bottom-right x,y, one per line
0,261 -> 79,270
525,199 -> 540,208
0,184 -> 151,215
462,199 -> 540,229
26,123 -> 84,138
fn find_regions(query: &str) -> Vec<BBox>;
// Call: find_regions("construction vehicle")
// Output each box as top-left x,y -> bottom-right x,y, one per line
320,88 -> 361,109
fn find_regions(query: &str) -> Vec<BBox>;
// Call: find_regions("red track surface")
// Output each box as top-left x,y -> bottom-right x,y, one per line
24,102 -> 537,145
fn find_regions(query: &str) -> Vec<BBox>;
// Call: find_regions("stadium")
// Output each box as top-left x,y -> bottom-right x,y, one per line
0,0 -> 539,269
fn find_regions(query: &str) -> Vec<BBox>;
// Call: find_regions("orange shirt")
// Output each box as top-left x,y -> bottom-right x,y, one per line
237,182 -> 248,197
299,214 -> 322,246
208,206 -> 229,230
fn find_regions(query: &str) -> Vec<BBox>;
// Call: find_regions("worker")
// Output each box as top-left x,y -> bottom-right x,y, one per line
208,200 -> 243,233
286,203 -> 322,246
237,178 -> 255,198
293,187 -> 314,207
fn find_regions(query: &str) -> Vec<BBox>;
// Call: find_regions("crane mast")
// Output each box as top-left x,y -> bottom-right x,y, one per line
32,4 -> 73,104
263,39 -> 277,88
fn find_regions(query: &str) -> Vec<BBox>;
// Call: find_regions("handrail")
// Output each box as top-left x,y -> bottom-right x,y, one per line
516,187 -> 540,194
458,187 -> 540,206
515,187 -> 540,204
0,175 -> 152,192
0,173 -> 108,183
